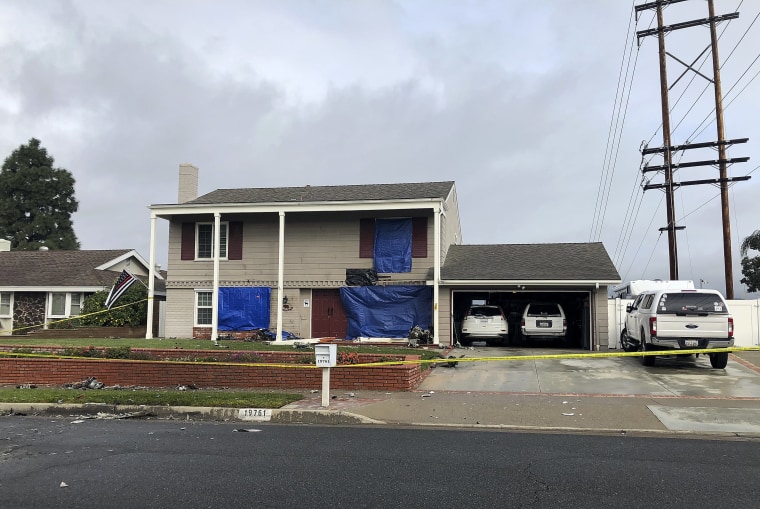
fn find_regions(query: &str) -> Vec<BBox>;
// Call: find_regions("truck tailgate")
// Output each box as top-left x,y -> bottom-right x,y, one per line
657,315 -> 729,338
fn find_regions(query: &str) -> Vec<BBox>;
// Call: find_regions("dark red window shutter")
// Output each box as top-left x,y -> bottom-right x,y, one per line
228,221 -> 243,260
412,217 -> 428,258
359,218 -> 375,258
181,223 -> 195,260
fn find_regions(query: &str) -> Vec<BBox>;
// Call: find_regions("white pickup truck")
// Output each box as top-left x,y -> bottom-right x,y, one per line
620,288 -> 734,369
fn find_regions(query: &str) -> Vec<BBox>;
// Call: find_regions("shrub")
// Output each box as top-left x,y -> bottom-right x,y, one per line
229,352 -> 264,363
337,351 -> 360,365
104,346 -> 131,359
48,318 -> 81,329
79,284 -> 147,327
63,346 -> 103,358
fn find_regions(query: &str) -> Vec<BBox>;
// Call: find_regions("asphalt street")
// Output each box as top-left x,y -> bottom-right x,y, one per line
2,418 -> 760,509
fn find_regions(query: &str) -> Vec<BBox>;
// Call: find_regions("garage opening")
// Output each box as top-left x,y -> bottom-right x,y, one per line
452,290 -> 592,349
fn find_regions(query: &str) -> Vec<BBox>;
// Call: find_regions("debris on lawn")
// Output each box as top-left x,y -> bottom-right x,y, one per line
16,384 -> 37,389
64,377 -> 105,390
177,384 -> 199,391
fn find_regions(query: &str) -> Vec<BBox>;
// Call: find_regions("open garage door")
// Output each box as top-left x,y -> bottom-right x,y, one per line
452,290 -> 592,350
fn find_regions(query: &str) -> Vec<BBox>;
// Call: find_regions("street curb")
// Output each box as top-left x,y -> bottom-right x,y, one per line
399,421 -> 760,438
0,403 -> 384,426
3,403 -> 759,437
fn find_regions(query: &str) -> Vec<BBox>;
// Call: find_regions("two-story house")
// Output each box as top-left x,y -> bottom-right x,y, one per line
147,164 -> 460,344
147,164 -> 620,348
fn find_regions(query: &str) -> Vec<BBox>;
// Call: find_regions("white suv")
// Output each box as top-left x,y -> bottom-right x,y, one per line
460,305 -> 509,346
520,303 -> 567,342
621,288 -> 733,368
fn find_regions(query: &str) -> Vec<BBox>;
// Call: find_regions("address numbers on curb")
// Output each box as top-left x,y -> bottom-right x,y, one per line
238,408 -> 273,421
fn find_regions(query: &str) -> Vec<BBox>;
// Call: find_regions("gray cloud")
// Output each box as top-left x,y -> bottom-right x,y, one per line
0,0 -> 758,297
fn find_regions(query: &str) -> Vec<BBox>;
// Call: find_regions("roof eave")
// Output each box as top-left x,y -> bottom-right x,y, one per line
150,197 -> 445,219
438,279 -> 622,286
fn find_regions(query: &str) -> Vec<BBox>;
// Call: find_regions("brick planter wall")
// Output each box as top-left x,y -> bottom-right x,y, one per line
21,326 -> 147,339
0,348 -> 424,391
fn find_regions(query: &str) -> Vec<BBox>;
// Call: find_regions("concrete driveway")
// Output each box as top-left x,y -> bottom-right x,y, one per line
420,345 -> 760,398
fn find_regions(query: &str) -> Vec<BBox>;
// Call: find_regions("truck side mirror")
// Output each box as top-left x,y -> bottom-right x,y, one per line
626,304 -> 633,313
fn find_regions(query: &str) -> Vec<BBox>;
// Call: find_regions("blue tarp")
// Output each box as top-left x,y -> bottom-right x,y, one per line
218,287 -> 271,331
374,218 -> 412,273
340,285 -> 432,339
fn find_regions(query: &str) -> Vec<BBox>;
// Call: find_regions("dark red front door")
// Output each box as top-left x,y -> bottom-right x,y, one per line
311,289 -> 348,339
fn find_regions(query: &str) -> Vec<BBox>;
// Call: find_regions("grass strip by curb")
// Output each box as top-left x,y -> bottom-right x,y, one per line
0,387 -> 303,409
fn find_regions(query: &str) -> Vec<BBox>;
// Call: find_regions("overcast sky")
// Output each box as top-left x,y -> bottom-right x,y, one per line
1,1 -> 758,297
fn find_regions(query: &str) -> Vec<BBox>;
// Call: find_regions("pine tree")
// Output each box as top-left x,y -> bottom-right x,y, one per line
0,138 -> 80,250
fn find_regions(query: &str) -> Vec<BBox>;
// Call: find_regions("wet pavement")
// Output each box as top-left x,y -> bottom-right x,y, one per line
281,347 -> 760,435
417,346 -> 760,398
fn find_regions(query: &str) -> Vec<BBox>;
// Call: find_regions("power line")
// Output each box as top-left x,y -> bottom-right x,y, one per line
590,1 -> 639,242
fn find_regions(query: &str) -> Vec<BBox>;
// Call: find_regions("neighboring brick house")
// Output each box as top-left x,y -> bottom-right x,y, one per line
147,165 -> 620,349
0,244 -> 165,335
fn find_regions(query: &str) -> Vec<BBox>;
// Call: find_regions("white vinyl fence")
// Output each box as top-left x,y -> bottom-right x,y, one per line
607,298 -> 760,349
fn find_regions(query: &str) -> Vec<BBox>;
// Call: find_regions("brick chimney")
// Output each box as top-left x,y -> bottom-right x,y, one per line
178,163 -> 199,203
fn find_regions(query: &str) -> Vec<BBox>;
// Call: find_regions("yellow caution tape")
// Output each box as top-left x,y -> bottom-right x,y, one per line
346,346 -> 760,367
8,299 -> 148,334
1,345 -> 758,369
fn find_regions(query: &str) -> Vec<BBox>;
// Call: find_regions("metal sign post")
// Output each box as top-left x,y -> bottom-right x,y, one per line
314,344 -> 337,407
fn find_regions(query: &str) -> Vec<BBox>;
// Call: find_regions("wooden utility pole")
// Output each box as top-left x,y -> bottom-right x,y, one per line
655,1 -> 679,280
708,0 -> 734,298
635,0 -> 750,297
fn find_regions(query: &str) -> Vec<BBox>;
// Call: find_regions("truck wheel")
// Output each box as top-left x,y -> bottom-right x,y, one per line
641,330 -> 656,367
709,352 -> 729,369
620,329 -> 637,353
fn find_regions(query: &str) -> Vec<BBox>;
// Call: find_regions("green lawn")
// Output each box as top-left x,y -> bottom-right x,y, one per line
0,387 -> 302,408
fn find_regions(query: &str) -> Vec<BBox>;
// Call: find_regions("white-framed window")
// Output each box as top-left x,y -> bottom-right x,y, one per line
197,222 -> 228,259
48,292 -> 84,318
70,293 -> 82,316
0,292 -> 11,317
195,290 -> 213,326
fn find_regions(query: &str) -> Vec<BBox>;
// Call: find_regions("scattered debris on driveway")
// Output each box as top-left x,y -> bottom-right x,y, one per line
430,354 -> 466,368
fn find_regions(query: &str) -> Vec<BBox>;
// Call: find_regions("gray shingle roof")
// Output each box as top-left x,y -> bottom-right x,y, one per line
440,243 -> 621,281
0,250 -> 143,288
186,181 -> 455,205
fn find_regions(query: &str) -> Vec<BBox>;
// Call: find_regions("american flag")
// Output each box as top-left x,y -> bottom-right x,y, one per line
104,270 -> 139,309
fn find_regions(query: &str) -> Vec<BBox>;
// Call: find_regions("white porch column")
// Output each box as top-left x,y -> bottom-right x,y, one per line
145,213 -> 157,339
211,212 -> 221,344
276,211 -> 285,341
433,206 -> 441,345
